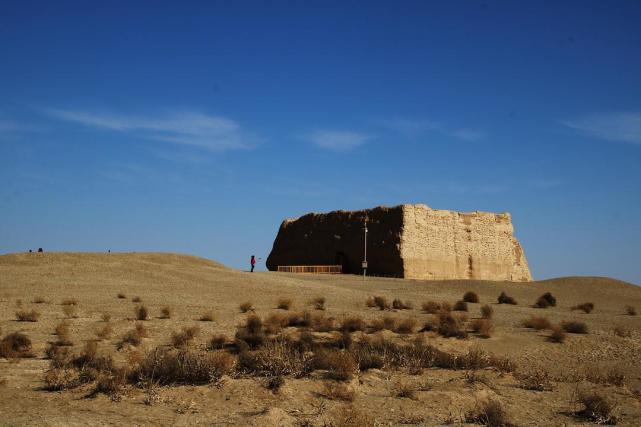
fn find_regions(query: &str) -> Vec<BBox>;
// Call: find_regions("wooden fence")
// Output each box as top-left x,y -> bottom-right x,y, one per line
277,265 -> 343,274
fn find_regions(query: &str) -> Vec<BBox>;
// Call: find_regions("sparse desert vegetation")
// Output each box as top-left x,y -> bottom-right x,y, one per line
239,301 -> 254,313
497,291 -> 517,305
463,291 -> 479,303
1,253 -> 640,425
15,309 -> 40,322
572,302 -> 595,313
277,298 -> 292,310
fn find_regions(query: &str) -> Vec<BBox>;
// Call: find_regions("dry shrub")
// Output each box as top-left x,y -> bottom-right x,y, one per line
61,298 -> 78,306
43,368 -> 81,391
310,313 -> 336,332
393,318 -> 417,334
235,314 -> 265,348
365,296 -> 376,308
90,371 -> 127,398
16,309 -> 40,322
422,301 -> 442,314
312,296 -> 326,310
572,302 -> 594,314
465,399 -> 512,427
515,369 -> 553,391
95,323 -> 113,341
548,325 -> 566,343
613,325 -> 631,338
330,331 -> 353,350
100,313 -> 111,322
453,300 -> 468,311
321,381 -> 356,401
199,311 -> 214,322
470,319 -> 493,338
480,304 -> 493,319
312,348 -> 357,381
437,311 -> 468,338
522,316 -> 551,330
372,296 -> 390,310
351,344 -> 384,371
369,317 -> 398,332
133,347 -> 234,385
562,321 -> 588,334
117,323 -> 147,349
171,326 -> 200,348
586,369 -> 626,387
117,293 -> 126,299
32,296 -> 46,304
238,338 -> 311,377
392,299 -> 412,310
135,305 -> 148,321
132,296 -> 142,303
286,311 -> 312,328
340,316 -> 365,333
497,292 -> 517,305
264,313 -> 289,334
264,375 -> 285,393
207,334 -> 227,350
0,332 -> 34,358
325,405 -> 374,427
625,305 -> 636,316
62,305 -> 78,318
239,302 -> 254,313
576,391 -> 617,425
159,306 -> 172,319
534,292 -> 556,308
463,291 -> 480,304
395,382 -> 416,399
277,298 -> 292,310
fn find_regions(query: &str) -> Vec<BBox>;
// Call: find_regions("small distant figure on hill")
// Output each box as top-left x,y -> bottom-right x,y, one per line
28,249 -> 32,253
250,255 -> 256,273
37,248 -> 43,253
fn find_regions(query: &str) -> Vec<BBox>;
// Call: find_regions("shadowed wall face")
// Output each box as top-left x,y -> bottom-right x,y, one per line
266,206 -> 404,276
267,204 -> 531,281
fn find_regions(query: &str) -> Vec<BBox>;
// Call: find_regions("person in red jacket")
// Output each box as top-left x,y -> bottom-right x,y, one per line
250,255 -> 256,272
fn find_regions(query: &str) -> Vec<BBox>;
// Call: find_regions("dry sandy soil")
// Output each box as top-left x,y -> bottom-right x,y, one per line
1,252 -> 640,426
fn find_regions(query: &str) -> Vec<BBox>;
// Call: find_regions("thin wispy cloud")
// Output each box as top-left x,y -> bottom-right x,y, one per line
377,118 -> 486,141
307,130 -> 371,151
562,112 -> 641,144
0,120 -> 19,133
43,108 -> 258,151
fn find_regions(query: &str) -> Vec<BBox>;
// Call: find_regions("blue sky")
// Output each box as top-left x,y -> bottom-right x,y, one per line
1,1 -> 640,284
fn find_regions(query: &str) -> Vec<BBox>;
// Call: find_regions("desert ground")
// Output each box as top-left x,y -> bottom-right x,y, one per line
1,252 -> 640,426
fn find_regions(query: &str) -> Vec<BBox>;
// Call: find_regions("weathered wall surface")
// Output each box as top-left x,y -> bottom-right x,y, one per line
267,204 -> 532,281
401,204 -> 531,281
266,206 -> 404,276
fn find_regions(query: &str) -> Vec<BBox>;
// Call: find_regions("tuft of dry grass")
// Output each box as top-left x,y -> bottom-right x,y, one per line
480,304 -> 493,319
421,301 -> 442,314
463,291 -> 480,304
453,300 -> 468,311
548,325 -> 566,343
135,305 -> 149,321
0,332 -> 34,359
312,349 -> 357,381
625,305 -> 636,316
497,292 -> 517,305
117,323 -> 147,349
437,311 -> 468,339
95,323 -> 113,341
264,313 -> 289,334
207,334 -> 227,350
237,338 -> 310,377
465,399 -> 512,427
392,298 -> 413,310
561,320 -> 588,334
372,296 -> 390,310
199,311 -> 214,322
321,381 -> 356,401
239,302 -> 254,313
575,391 -> 617,425
32,296 -> 46,304
515,369 -> 553,391
534,292 -> 556,308
132,296 -> 142,303
613,325 -> 631,338
171,326 -> 200,348
277,298 -> 293,310
395,382 -> 416,399
265,375 -> 285,393
365,296 -> 376,308
310,313 -> 336,332
101,313 -> 112,322
43,368 -> 81,391
340,316 -> 366,333
117,293 -> 126,299
159,306 -> 172,319
522,316 -> 551,330
235,314 -> 265,348
312,296 -> 326,310
326,405 -> 374,427
62,305 -> 78,318
61,298 -> 78,306
393,318 -> 417,334
470,319 -> 493,338
15,309 -> 40,322
572,302 -> 594,314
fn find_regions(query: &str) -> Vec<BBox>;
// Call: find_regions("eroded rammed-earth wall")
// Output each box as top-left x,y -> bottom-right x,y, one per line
266,204 -> 532,281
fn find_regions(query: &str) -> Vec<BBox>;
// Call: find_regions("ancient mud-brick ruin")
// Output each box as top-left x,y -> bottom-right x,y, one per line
266,204 -> 532,281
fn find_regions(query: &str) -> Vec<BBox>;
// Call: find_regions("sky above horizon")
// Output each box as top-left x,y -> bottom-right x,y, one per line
1,1 -> 640,284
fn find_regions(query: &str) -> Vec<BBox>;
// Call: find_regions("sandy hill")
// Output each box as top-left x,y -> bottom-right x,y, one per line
1,252 -> 640,426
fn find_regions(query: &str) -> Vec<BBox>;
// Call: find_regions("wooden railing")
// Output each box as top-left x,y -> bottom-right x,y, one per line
277,265 -> 343,274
